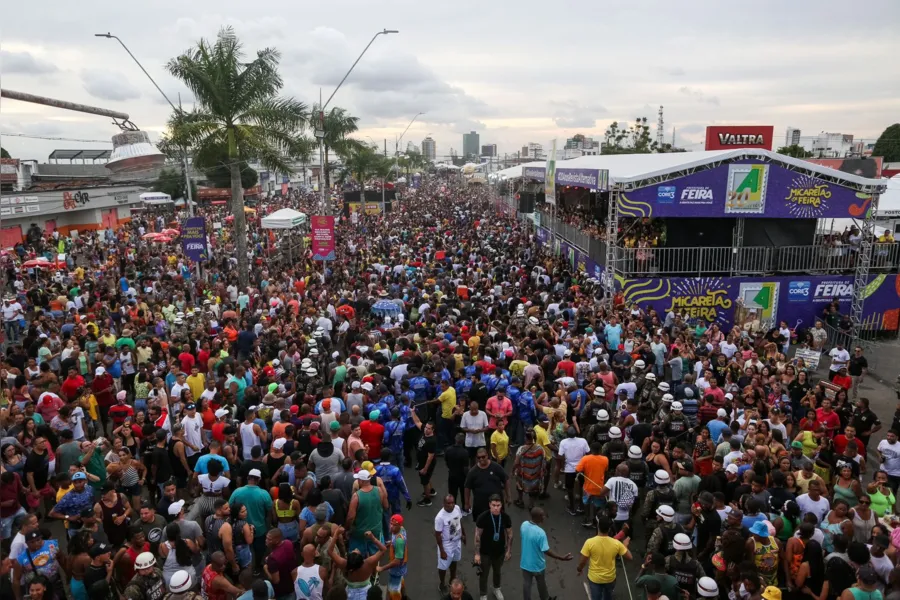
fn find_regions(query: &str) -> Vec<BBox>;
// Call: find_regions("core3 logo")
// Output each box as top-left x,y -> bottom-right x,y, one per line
788,281 -> 810,302
657,186 -> 676,203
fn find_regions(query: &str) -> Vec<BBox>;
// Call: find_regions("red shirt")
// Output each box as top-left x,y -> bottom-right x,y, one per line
833,374 -> 852,391
474,360 -> 496,374
0,472 -> 23,518
92,373 -> 116,408
212,422 -> 227,443
197,350 -> 210,373
61,375 -> 85,401
815,408 -> 841,438
833,434 -> 866,457
360,419 -> 385,458
108,403 -> 134,425
704,387 -> 726,407
178,352 -> 196,374
557,360 -> 576,378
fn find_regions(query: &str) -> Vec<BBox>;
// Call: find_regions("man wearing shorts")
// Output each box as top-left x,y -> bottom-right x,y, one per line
576,442 -> 609,529
434,494 -> 466,597
378,514 -> 408,600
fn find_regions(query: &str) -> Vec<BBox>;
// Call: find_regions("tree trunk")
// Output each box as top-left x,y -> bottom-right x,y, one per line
230,161 -> 250,289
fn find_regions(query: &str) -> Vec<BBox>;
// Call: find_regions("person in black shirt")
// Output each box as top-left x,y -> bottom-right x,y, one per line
84,543 -> 116,600
851,397 -> 881,448
474,495 -> 512,600
464,448 -> 509,521
414,416 -> 437,506
691,492 -> 722,572
445,433 -> 470,507
149,429 -> 172,494
24,435 -> 51,493
848,347 -> 868,399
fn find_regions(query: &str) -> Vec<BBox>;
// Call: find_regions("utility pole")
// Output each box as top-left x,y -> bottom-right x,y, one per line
384,139 -> 387,158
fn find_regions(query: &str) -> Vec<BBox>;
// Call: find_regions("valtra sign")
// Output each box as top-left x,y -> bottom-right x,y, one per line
705,126 -> 775,151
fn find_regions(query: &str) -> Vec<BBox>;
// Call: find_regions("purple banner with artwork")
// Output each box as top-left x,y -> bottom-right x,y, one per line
181,216 -> 208,262
619,160 -> 873,219
616,274 -> 899,333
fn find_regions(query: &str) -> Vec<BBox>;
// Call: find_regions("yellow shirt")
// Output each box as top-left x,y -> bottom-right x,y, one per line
439,387 -> 457,419
534,424 -> 552,460
86,394 -> 100,421
509,360 -> 528,378
187,373 -> 206,401
467,335 -> 481,351
100,334 -> 117,347
57,484 -> 74,528
490,430 -> 509,461
580,535 -> 627,584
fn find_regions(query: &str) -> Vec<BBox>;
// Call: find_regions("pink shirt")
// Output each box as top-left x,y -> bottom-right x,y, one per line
36,393 -> 64,421
485,396 -> 512,429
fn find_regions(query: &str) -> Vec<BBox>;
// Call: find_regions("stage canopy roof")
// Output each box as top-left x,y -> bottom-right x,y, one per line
874,175 -> 900,217
261,208 -> 307,229
506,150 -> 886,192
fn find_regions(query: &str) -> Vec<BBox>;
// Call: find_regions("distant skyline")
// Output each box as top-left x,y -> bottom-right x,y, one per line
1,0 -> 898,163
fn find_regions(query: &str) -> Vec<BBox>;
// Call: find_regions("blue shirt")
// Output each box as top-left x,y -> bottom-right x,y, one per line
375,463 -> 411,502
194,454 -> 230,475
604,324 -> 623,349
237,581 -> 273,600
706,419 -> 730,444
520,521 -> 549,573
52,487 -> 95,517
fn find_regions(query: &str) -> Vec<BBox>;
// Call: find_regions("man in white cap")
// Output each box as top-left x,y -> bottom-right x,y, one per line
697,576 -> 719,599
229,468 -> 274,568
665,533 -> 705,592
645,504 -> 685,557
122,552 -> 165,600
661,401 -> 689,440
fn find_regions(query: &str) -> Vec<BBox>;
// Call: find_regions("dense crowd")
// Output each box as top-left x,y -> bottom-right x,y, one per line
0,178 -> 898,600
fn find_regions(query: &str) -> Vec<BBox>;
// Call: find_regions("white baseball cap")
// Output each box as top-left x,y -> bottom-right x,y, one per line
656,505 -> 675,521
248,468 -> 262,478
361,382 -> 374,391
654,470 -> 670,485
167,499 -> 185,516
214,409 -> 229,418
724,393 -> 734,400
628,446 -> 642,459
717,408 -> 728,418
272,438 -> 286,450
608,426 -> 622,439
725,464 -> 739,475
673,533 -> 692,551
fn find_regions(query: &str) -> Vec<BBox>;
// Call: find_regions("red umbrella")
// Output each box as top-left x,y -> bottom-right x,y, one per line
161,228 -> 180,236
142,232 -> 164,241
23,258 -> 54,269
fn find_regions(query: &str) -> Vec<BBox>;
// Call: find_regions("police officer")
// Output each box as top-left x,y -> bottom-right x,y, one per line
641,470 -> 677,541
645,505 -> 686,557
662,402 -> 690,441
666,533 -> 705,595
639,372 -> 657,405
587,409 -> 611,447
602,426 -> 627,473
626,446 -> 649,491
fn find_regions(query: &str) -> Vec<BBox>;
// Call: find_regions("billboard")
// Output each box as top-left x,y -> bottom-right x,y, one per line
310,215 -> 336,261
804,157 -> 883,179
181,216 -> 208,262
544,140 -> 557,204
522,167 -> 609,191
619,160 -> 874,219
705,126 -> 775,151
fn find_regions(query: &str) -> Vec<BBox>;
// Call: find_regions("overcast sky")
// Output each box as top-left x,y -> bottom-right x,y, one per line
2,0 -> 899,163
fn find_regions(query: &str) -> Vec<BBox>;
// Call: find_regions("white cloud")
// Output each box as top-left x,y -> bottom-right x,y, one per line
0,50 -> 58,74
80,69 -> 141,102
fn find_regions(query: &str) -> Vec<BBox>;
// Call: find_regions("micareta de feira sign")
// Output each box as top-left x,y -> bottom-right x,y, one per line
619,160 -> 874,219
181,216 -> 208,262
311,215 -> 336,261
523,167 -> 609,191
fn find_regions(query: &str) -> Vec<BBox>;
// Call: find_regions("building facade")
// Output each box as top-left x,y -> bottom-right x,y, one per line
421,137 -> 436,161
463,131 -> 480,159
521,143 -> 545,159
481,144 -> 497,157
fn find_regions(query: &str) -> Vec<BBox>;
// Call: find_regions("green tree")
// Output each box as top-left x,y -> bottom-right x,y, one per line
165,26 -> 309,288
202,151 -> 259,190
153,167 -> 198,201
601,117 -> 658,154
338,145 -> 388,204
776,144 -> 813,158
309,105 -> 365,190
0,147 -> 10,159
872,123 -> 900,162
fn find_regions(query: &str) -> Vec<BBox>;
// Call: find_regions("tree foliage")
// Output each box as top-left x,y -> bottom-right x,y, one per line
201,151 -> 259,190
776,144 -> 814,158
337,145 -> 391,202
0,147 -> 10,159
164,26 -> 309,287
153,167 -> 198,201
872,123 -> 900,162
309,105 -> 365,188
601,117 -> 658,154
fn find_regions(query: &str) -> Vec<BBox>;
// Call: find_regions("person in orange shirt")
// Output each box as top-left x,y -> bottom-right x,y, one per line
223,322 -> 239,343
576,443 -> 609,529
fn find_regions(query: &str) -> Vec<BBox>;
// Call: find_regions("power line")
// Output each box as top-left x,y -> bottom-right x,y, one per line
1,132 -> 114,144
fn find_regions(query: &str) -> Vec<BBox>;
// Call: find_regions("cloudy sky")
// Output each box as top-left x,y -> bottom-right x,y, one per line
2,0 -> 898,163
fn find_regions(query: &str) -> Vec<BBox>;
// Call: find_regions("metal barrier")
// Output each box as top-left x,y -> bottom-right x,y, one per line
777,244 -> 899,273
615,245 -> 773,276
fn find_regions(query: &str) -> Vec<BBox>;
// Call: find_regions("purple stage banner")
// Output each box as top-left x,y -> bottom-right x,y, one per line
181,216 -> 208,262
619,160 -> 873,219
617,274 -> 899,333
523,167 -> 610,191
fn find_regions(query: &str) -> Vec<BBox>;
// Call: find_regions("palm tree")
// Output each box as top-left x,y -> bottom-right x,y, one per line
339,145 -> 387,205
165,26 -> 309,288
309,105 -> 365,190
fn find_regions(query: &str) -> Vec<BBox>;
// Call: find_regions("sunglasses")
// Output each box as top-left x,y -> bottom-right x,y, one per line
859,500 -> 871,505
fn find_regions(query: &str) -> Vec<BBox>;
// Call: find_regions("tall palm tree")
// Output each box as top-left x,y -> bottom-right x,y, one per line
339,145 -> 386,205
165,26 -> 308,288
309,105 -> 365,190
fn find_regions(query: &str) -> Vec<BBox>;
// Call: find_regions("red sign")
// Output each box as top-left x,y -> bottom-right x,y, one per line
705,126 -> 774,151
310,215 -> 335,261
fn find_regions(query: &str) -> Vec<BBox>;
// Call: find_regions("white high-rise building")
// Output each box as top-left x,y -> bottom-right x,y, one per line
421,137 -> 436,161
785,127 -> 801,147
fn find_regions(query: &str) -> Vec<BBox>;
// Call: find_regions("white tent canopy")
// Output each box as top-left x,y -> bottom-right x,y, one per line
874,174 -> 900,217
261,208 -> 308,230
139,192 -> 173,205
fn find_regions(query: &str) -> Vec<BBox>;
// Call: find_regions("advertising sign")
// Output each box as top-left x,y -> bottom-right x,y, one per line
619,160 -> 873,219
804,157 -> 883,179
793,348 -> 821,371
523,167 -> 545,180
705,125 -> 775,150
310,215 -> 336,261
522,167 -> 608,191
544,140 -> 557,204
181,216 -> 208,262
617,273 -> 899,334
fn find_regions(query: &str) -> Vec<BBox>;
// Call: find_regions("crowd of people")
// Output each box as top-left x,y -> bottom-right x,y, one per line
0,177 -> 898,600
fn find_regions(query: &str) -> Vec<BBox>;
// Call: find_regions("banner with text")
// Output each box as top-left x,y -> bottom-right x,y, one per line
181,216 -> 208,262
310,215 -> 336,261
544,140 -> 557,204
618,160 -> 874,219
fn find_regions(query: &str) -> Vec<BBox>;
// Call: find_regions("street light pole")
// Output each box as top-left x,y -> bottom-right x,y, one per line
317,29 -> 398,216
95,33 -> 195,219
395,112 -> 424,156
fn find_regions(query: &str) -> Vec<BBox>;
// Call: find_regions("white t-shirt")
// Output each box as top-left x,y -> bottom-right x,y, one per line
460,411 -> 489,447
829,347 -> 850,373
70,406 -> 86,440
558,437 -> 590,473
719,342 -> 737,359
434,506 -> 463,547
878,440 -> 900,476
181,413 -> 204,457
2,302 -> 23,322
603,476 -> 639,521
198,474 -> 230,494
796,493 -> 830,523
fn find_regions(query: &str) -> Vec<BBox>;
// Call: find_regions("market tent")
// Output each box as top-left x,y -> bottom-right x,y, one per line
261,208 -> 308,229
139,192 -> 173,205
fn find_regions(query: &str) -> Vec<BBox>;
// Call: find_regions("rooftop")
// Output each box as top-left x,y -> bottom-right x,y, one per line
48,149 -> 111,162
